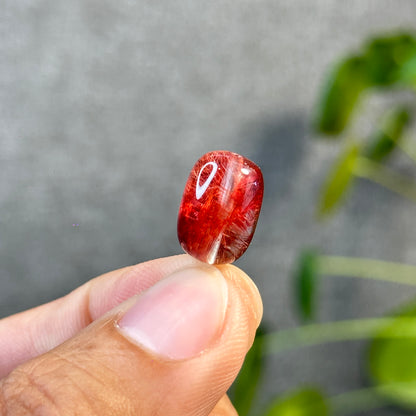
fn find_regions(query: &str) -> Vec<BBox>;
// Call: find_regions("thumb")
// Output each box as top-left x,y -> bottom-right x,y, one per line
0,263 -> 262,415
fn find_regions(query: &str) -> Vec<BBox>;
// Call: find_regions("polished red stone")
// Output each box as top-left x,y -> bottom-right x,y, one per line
177,151 -> 264,264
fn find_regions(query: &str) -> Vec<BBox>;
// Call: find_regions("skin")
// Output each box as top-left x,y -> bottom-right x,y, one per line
0,254 -> 263,415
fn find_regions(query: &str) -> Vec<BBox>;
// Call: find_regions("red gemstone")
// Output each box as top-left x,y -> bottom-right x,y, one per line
177,151 -> 264,264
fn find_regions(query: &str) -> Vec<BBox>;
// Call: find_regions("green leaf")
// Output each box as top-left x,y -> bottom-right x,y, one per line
364,33 -> 416,86
368,301 -> 416,409
315,56 -> 368,135
318,144 -> 359,216
263,387 -> 328,416
365,107 -> 410,162
230,327 -> 266,416
399,54 -> 416,87
314,32 -> 416,136
293,249 -> 320,321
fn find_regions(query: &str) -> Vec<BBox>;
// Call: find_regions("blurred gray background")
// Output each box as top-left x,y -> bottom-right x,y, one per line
2,1 -> 416,414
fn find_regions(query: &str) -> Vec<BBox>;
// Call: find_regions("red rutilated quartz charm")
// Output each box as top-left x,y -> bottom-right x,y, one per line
177,151 -> 264,264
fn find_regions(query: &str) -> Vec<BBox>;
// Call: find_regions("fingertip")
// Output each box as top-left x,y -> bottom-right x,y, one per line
216,264 -> 263,331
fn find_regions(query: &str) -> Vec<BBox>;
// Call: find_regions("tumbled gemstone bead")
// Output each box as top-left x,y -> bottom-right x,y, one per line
177,150 -> 264,264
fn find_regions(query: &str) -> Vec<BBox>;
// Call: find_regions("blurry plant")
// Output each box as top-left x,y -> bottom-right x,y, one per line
315,32 -> 416,134
230,31 -> 416,416
231,327 -> 266,416
316,32 -> 416,216
262,388 -> 328,416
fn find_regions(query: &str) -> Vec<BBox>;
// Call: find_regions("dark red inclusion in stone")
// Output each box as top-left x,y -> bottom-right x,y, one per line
177,151 -> 264,264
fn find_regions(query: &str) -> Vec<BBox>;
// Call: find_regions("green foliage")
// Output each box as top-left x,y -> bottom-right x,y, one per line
230,327 -> 266,416
364,34 -> 416,86
231,30 -> 416,416
315,56 -> 368,135
293,249 -> 320,321
399,54 -> 416,87
368,301 -> 416,409
263,387 -> 328,416
318,144 -> 359,216
315,34 -> 416,216
365,107 -> 410,162
315,32 -> 416,136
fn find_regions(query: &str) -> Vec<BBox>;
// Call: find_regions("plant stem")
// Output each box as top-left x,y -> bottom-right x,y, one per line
329,383 -> 407,415
318,255 -> 416,286
262,317 -> 416,355
329,387 -> 382,415
353,156 -> 416,202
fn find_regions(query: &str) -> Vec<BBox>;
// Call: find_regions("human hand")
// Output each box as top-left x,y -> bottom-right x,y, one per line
0,254 -> 262,415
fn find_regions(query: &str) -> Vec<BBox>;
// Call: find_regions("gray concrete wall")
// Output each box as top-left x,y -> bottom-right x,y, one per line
2,1 -> 416,414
